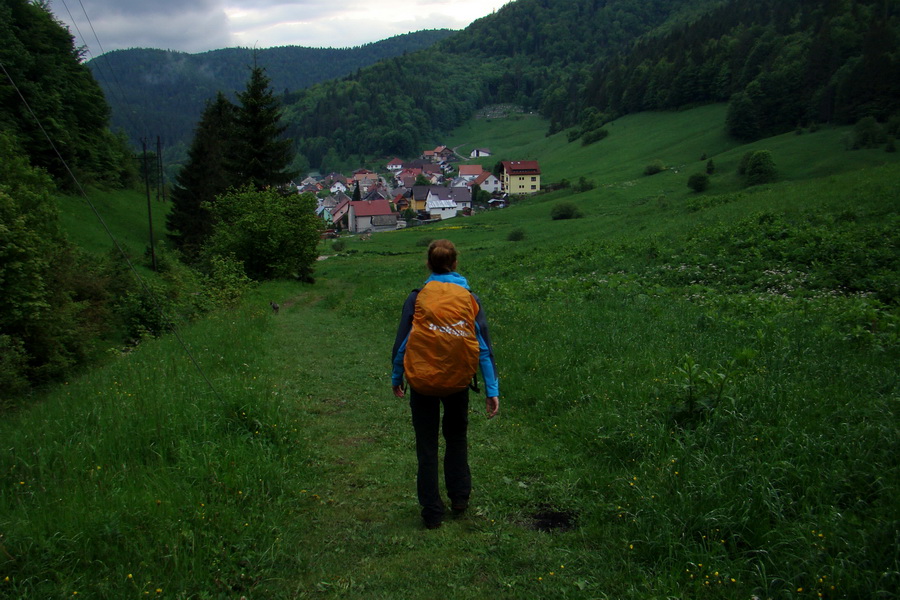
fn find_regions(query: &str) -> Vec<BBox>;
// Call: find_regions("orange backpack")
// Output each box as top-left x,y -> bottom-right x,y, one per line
403,280 -> 481,396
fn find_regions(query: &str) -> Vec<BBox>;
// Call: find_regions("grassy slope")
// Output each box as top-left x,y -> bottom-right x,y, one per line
3,106 -> 898,598
58,188 -> 171,258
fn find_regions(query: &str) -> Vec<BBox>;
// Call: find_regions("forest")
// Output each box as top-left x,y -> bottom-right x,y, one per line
279,0 -> 900,169
88,30 -> 455,162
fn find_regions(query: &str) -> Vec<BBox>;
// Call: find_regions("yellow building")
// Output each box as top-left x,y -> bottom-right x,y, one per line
501,161 -> 541,194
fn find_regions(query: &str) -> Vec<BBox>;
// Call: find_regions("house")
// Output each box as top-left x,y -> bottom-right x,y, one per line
386,158 -> 405,173
416,186 -> 472,219
410,186 -> 431,212
435,146 -> 454,162
501,160 -> 541,195
330,180 -> 348,194
458,164 -> 483,181
316,195 -> 338,226
393,192 -> 410,213
473,170 -> 502,194
426,197 -> 458,220
347,199 -> 397,233
450,186 -> 472,212
470,148 -> 492,158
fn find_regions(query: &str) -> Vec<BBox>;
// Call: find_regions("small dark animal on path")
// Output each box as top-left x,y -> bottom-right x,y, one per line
270,301 -> 280,314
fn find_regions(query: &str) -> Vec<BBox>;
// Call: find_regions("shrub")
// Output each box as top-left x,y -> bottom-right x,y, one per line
744,150 -> 777,186
332,239 -> 346,252
550,202 -> 583,220
507,228 -> 526,242
687,173 -> 710,193
415,237 -> 434,247
573,176 -> 595,193
706,159 -> 716,174
852,116 -> 886,149
644,160 -> 665,176
581,128 -> 609,145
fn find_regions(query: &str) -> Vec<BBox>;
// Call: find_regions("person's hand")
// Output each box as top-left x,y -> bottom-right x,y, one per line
392,384 -> 406,398
485,396 -> 499,419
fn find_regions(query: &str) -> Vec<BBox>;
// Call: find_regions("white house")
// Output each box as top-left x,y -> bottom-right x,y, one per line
473,170 -> 502,194
470,148 -> 492,158
426,198 -> 458,220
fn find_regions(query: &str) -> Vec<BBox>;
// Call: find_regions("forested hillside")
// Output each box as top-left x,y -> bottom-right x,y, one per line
569,0 -> 900,140
0,0 -> 134,187
280,0 -> 900,170
88,30 -> 455,154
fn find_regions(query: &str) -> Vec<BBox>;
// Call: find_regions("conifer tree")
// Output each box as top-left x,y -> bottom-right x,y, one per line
227,64 -> 298,190
167,93 -> 235,260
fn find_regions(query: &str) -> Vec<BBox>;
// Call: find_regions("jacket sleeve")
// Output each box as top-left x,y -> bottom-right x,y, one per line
391,290 -> 418,386
472,293 -> 499,397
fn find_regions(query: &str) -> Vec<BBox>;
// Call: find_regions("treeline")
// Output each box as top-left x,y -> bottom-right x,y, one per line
89,30 -> 455,155
567,0 -> 900,141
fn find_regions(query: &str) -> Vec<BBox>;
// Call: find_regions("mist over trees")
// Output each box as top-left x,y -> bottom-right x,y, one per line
87,30 -> 456,159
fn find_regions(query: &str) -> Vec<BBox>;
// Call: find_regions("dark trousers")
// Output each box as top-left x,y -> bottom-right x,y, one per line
409,388 -> 471,523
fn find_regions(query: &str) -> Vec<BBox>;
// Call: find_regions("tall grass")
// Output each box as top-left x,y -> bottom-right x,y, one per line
3,107 -> 898,598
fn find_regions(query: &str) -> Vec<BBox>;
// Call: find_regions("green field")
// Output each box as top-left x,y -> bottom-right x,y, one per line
2,106 -> 898,599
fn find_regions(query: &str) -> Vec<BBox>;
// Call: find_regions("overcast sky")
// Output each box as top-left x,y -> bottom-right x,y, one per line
47,0 -> 510,55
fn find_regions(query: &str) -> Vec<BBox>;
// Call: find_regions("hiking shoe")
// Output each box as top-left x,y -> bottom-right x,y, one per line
424,519 -> 442,530
450,500 -> 468,516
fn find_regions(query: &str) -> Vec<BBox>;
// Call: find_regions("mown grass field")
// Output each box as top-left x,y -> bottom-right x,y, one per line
2,106 -> 898,599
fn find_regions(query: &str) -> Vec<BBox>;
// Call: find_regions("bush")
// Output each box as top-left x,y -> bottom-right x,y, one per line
744,150 -> 777,186
415,237 -> 434,247
581,128 -> 609,145
706,159 -> 716,174
507,228 -> 526,242
687,173 -> 710,193
852,116 -> 886,149
644,160 -> 665,176
332,239 -> 346,252
573,176 -> 595,193
550,202 -> 583,220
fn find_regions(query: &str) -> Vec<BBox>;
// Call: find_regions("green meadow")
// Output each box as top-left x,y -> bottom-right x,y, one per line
2,106 -> 898,599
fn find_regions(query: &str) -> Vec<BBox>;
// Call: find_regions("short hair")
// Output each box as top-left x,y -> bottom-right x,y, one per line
427,239 -> 458,274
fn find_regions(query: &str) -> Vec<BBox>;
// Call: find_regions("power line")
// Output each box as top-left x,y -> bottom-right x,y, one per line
0,59 -> 222,403
56,0 -> 152,141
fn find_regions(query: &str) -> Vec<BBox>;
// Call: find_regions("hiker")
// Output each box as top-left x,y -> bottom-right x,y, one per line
391,239 -> 500,529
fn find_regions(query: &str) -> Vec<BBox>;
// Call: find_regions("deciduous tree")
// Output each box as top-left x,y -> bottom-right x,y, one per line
203,188 -> 320,281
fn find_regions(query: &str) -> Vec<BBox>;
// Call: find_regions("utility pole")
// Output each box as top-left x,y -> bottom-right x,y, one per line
142,138 -> 158,271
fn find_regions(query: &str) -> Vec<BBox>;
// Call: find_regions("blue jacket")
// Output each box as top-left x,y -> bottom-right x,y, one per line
391,272 -> 499,397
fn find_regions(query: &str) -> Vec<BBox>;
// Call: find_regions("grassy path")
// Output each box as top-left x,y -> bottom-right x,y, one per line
261,286 -> 574,599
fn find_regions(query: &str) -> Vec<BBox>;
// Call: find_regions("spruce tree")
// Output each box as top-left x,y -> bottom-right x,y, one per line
167,93 -> 235,260
227,64 -> 298,190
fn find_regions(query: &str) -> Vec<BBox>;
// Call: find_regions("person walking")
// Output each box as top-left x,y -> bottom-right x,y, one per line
391,239 -> 500,529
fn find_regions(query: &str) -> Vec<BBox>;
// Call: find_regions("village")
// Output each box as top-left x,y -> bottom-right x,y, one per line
297,145 -> 542,235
